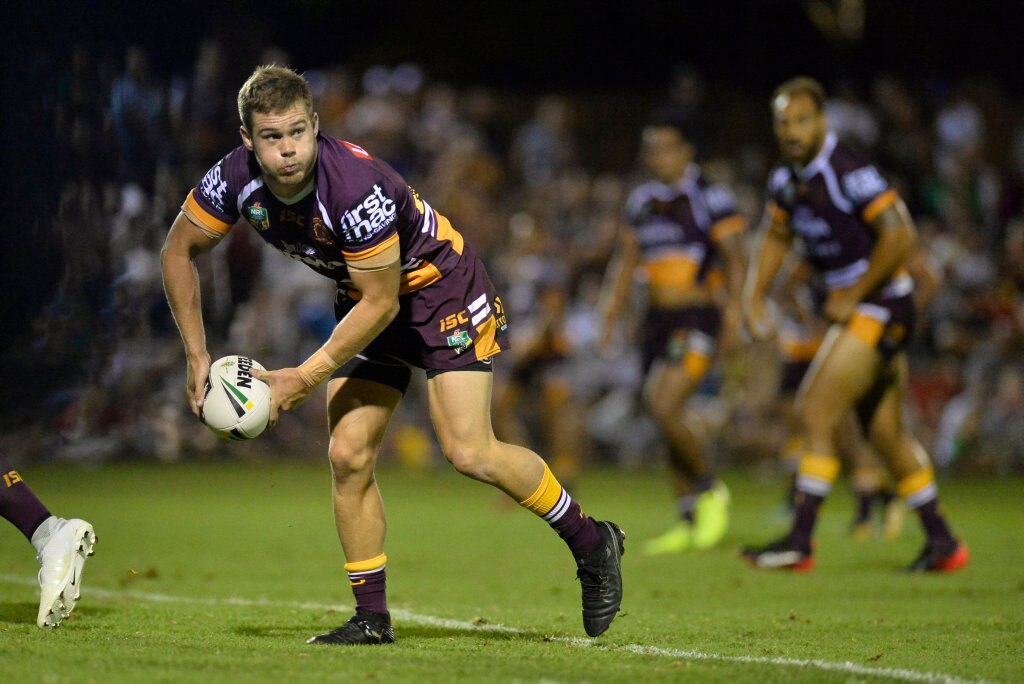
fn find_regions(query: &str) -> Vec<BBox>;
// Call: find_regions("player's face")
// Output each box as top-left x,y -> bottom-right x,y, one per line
642,126 -> 693,184
241,103 -> 319,197
772,93 -> 827,165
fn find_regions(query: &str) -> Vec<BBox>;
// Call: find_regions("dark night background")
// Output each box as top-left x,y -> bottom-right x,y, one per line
3,0 -> 1024,438
12,1 -> 1024,93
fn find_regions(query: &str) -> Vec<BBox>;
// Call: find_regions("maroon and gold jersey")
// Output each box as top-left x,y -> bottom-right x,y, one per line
768,133 -> 917,359
185,134 -> 465,298
184,134 -> 508,369
623,164 -> 745,293
766,132 -> 904,293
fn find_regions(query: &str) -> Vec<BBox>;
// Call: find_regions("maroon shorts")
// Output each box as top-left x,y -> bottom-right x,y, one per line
641,305 -> 721,374
332,249 -> 510,391
846,291 -> 916,362
776,321 -> 824,396
778,359 -> 812,396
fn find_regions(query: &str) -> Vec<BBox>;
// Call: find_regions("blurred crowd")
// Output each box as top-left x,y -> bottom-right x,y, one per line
10,38 -> 1024,476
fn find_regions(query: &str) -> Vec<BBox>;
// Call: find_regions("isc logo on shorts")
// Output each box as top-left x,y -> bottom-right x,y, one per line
340,184 -> 397,244
440,293 -> 492,334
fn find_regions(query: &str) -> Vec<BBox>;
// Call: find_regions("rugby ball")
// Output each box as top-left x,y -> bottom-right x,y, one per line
201,355 -> 271,440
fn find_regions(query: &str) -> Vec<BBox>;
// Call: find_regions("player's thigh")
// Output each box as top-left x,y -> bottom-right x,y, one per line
426,370 -> 495,455
835,412 -> 878,467
796,327 -> 882,432
643,360 -> 699,420
860,356 -> 908,455
326,377 -> 403,470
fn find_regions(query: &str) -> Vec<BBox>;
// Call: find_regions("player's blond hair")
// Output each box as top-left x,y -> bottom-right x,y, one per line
772,76 -> 826,112
237,65 -> 313,130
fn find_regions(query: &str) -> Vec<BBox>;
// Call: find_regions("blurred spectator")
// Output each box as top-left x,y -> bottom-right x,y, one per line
510,95 -> 577,189
10,38 -> 1018,477
110,46 -> 166,192
826,79 -> 879,151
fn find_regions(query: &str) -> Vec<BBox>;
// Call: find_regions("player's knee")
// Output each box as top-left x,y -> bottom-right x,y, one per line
867,424 -> 901,461
441,441 -> 490,478
646,395 -> 679,425
328,440 -> 376,481
798,402 -> 836,440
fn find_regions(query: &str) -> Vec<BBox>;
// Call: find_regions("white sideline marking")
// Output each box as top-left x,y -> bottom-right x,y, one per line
0,574 -> 991,683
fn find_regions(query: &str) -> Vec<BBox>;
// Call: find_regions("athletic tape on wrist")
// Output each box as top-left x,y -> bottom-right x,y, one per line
297,347 -> 341,388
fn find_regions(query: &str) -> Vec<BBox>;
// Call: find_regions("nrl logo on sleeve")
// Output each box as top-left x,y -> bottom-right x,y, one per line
200,162 -> 229,211
339,184 -> 397,244
246,202 -> 269,231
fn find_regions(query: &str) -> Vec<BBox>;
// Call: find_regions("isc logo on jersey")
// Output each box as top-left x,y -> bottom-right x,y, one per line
339,184 -> 397,244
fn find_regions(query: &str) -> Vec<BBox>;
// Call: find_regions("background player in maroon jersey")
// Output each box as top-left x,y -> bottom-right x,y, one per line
770,256 -> 904,540
599,112 -> 746,555
1,455 -> 96,628
742,76 -> 967,572
161,66 -> 624,645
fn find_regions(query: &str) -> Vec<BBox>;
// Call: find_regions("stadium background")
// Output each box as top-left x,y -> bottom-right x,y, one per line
3,0 -> 1023,477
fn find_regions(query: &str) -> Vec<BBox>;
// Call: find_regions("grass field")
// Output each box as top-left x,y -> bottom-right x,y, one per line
1,461 -> 1022,682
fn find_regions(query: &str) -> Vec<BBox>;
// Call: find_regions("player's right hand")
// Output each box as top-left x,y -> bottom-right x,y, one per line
250,367 -> 313,428
743,297 -> 777,342
186,353 -> 212,418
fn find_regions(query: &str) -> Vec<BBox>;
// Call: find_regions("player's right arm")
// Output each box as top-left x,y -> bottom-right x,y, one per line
742,202 -> 794,340
597,226 -> 639,353
160,210 -> 224,416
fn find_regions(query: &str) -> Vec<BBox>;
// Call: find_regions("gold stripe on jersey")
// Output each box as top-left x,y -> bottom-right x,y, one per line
847,311 -> 885,347
435,212 -> 465,255
345,260 -> 444,300
344,553 -> 387,573
861,189 -> 898,223
343,233 -> 400,261
710,214 -> 746,242
399,262 -> 443,294
472,311 -> 502,361
642,256 -> 700,291
184,191 -> 233,235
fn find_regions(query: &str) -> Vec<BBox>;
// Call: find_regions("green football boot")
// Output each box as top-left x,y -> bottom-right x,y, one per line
691,481 -> 730,549
641,521 -> 693,556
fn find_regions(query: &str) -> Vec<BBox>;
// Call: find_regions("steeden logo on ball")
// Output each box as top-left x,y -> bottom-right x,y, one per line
201,355 -> 271,440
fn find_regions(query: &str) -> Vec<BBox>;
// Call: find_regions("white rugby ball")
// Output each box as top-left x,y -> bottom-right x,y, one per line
201,355 -> 271,440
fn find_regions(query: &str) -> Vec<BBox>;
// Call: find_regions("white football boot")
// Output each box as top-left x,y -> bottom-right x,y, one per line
35,517 -> 97,628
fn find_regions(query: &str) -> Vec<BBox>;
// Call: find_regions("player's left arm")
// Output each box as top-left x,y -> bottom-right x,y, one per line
825,196 -> 916,323
711,216 -> 747,308
252,241 -> 401,425
596,226 -> 640,352
711,216 -> 747,345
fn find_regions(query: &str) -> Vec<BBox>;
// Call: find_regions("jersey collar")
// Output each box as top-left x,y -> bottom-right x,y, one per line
269,176 -> 315,205
649,163 -> 701,197
797,131 -> 837,181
